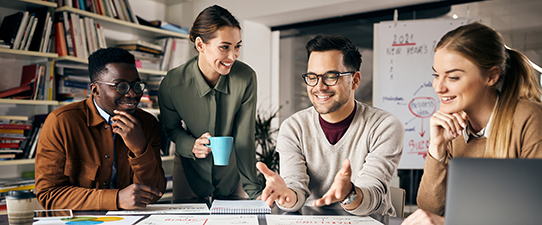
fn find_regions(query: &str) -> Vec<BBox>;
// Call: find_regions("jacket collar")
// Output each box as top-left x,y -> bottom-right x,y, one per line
86,96 -> 109,127
192,56 -> 230,98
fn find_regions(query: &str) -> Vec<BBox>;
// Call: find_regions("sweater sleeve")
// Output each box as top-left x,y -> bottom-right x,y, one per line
417,143 -> 451,216
231,71 -> 262,199
347,112 -> 403,216
275,117 -> 311,212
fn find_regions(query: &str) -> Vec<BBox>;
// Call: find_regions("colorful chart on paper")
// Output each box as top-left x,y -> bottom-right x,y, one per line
33,215 -> 143,225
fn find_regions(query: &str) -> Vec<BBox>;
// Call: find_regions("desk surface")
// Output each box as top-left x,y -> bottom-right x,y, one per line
0,204 -> 404,225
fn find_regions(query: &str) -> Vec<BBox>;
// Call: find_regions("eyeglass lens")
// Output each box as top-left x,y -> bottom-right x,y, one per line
304,72 -> 340,86
117,82 -> 145,94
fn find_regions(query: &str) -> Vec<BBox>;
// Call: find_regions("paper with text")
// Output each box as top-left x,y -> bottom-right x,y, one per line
106,203 -> 209,214
266,215 -> 384,225
137,215 -> 259,225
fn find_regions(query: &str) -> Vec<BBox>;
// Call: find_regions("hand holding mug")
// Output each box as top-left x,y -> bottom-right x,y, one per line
192,132 -> 212,158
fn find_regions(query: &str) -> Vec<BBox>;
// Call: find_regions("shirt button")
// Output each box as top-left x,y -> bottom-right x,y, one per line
105,155 -> 110,159
102,182 -> 107,186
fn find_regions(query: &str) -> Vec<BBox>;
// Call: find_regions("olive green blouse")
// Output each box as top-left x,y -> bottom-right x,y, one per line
158,56 -> 261,199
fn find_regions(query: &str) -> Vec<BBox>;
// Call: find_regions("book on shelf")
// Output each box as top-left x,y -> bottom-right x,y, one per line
0,153 -> 16,160
96,23 -> 107,49
28,7 -> 50,52
55,21 -> 68,56
136,16 -> 188,34
61,11 -> 75,56
18,13 -> 36,50
0,12 -> 25,49
0,116 -> 29,121
210,200 -> 271,214
117,44 -> 162,55
39,15 -> 54,53
0,64 -> 43,99
69,13 -> 85,59
154,37 -> 190,71
117,40 -> 163,53
0,124 -> 32,130
0,149 -> 23,154
150,20 -> 189,34
123,0 -> 139,24
78,17 -> 89,59
12,11 -> 30,50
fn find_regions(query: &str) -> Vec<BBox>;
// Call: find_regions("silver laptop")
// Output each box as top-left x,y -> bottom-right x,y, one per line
445,158 -> 542,225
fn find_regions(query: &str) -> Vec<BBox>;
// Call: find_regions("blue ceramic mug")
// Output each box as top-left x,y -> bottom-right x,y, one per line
206,136 -> 234,166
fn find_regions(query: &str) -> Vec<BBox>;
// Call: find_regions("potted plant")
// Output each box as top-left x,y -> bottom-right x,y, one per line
255,107 -> 280,187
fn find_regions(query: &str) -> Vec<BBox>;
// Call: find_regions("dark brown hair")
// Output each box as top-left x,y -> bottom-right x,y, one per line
189,5 -> 240,43
435,22 -> 542,158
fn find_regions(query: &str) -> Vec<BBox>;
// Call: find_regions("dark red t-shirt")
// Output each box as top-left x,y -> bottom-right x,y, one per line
319,105 -> 357,145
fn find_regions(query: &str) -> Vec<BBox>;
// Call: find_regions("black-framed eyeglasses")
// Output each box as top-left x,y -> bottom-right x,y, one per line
95,81 -> 147,95
302,71 -> 355,87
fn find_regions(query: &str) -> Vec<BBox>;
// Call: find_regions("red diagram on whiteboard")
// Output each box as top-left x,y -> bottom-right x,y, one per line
407,97 -> 437,158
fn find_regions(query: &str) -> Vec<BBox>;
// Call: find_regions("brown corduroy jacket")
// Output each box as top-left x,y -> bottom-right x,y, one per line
35,97 -> 166,211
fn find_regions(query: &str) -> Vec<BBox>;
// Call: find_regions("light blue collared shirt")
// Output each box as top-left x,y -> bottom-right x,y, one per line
93,98 -> 112,123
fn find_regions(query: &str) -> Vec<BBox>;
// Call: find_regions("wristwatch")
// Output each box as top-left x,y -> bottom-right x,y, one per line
341,184 -> 357,205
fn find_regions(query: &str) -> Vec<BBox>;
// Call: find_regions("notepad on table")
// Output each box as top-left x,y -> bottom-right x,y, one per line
210,200 -> 271,214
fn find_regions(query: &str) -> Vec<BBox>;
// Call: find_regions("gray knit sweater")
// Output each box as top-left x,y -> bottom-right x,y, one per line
276,100 -> 404,216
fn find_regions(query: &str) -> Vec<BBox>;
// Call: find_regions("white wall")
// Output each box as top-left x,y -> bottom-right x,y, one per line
131,0 -> 437,121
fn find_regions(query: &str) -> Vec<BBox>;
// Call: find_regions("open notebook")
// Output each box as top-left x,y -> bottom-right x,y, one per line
210,200 -> 271,214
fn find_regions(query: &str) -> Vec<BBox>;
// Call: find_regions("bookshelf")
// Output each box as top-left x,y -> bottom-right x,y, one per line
56,56 -> 168,76
0,0 -> 182,178
0,99 -> 58,105
0,0 -> 56,11
0,48 -> 57,60
55,6 -> 189,39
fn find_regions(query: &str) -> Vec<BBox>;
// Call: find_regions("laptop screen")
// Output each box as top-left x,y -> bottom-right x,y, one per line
445,158 -> 542,225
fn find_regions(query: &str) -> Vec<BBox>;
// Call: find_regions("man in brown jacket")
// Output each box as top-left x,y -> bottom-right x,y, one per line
35,48 -> 166,211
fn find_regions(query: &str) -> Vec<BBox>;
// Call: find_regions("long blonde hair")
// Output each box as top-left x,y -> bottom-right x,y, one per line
435,22 -> 542,158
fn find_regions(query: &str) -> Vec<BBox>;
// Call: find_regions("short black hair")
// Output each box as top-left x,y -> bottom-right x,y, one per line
306,34 -> 362,71
88,47 -> 136,82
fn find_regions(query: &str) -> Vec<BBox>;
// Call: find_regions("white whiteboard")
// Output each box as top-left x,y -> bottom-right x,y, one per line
373,19 -> 472,169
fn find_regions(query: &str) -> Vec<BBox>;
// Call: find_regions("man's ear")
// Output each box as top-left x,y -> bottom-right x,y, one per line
352,71 -> 361,90
90,82 -> 99,97
487,66 -> 501,86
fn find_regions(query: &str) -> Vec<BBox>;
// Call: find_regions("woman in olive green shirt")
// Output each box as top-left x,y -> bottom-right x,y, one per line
158,5 -> 261,201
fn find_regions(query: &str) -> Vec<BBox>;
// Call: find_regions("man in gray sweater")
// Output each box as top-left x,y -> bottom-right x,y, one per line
257,34 -> 403,217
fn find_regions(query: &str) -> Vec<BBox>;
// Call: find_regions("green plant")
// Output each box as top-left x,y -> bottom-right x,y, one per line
255,107 -> 280,187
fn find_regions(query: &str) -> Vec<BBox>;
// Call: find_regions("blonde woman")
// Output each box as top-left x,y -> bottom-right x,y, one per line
403,22 -> 542,225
